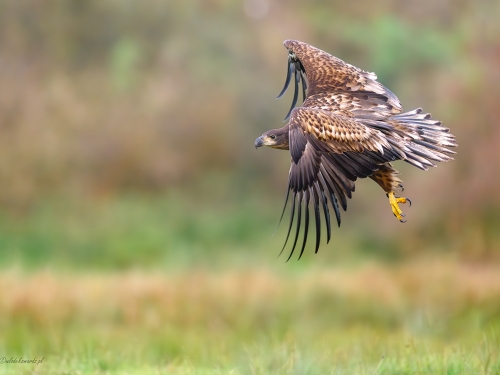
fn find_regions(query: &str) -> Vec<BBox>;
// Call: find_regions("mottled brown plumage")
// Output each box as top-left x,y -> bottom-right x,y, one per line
255,40 -> 457,260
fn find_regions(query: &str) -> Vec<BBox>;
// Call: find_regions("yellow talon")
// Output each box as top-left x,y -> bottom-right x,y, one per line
387,192 -> 411,222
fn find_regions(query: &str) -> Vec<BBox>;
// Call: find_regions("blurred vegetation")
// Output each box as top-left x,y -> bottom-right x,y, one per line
1,0 -> 500,267
0,263 -> 499,374
1,2 -> 500,374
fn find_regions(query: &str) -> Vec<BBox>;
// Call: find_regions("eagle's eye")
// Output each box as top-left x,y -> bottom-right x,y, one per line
270,135 -> 276,139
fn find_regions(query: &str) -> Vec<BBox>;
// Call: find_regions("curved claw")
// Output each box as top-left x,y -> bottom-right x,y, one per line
400,219 -> 407,223
406,198 -> 412,207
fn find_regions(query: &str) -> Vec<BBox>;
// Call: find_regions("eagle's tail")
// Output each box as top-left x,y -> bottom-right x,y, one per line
389,108 -> 457,170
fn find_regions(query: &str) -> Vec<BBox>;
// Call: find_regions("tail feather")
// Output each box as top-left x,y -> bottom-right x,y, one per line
390,108 -> 457,170
412,139 -> 454,155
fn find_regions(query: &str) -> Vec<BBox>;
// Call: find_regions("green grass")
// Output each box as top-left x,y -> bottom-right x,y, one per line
0,191 -> 426,272
0,194 -> 499,374
0,192 -> 281,269
1,263 -> 499,374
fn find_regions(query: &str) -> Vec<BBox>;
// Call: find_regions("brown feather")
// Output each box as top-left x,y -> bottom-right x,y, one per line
257,40 -> 458,260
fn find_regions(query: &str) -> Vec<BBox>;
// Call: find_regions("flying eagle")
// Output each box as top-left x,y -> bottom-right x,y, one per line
255,40 -> 457,260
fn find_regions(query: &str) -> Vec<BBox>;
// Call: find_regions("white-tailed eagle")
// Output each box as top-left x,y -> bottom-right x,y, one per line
255,40 -> 457,260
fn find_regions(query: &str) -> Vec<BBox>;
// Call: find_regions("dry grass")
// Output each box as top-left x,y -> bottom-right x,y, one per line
0,259 -> 500,374
1,259 -> 500,329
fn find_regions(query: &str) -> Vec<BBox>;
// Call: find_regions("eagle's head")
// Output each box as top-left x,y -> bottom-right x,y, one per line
255,126 -> 289,150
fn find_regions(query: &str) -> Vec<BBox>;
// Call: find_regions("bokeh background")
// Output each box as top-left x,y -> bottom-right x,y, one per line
1,1 -> 500,374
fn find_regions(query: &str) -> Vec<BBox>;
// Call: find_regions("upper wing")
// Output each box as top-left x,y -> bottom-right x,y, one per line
280,107 -> 403,260
279,39 -> 402,120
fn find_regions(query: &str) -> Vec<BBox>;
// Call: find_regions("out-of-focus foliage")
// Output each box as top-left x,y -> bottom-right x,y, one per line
1,263 -> 500,373
0,0 -> 499,266
1,3 -> 500,373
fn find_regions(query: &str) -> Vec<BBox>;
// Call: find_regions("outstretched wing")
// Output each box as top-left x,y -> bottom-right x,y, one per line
280,107 -> 402,260
279,39 -> 402,120
276,40 -> 457,259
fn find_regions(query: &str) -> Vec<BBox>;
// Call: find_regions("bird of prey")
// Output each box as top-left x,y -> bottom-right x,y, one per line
255,40 -> 457,260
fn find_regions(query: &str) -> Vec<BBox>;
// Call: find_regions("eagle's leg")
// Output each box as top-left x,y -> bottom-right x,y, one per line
387,192 -> 411,223
369,163 -> 411,222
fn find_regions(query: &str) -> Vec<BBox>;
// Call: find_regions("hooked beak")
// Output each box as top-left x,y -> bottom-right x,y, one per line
255,136 -> 264,149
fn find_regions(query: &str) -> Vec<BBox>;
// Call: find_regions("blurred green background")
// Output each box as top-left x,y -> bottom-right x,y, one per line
1,0 -> 499,268
0,1 -> 500,374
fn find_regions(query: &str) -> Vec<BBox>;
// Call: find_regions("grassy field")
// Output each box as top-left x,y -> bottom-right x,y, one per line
2,2 -> 500,374
1,260 -> 499,374
0,195 -> 499,374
